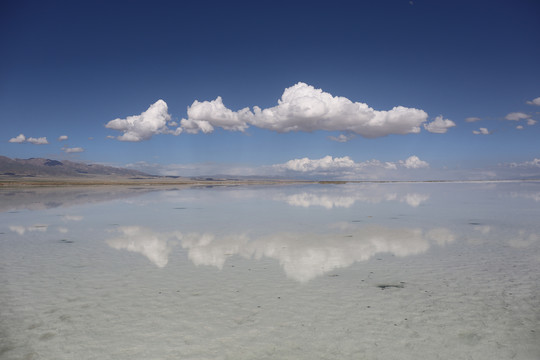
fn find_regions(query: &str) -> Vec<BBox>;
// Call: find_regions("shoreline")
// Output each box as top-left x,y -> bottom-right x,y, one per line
1,176 -> 539,187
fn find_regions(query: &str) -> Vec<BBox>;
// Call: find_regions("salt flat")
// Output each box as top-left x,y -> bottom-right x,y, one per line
1,182 -> 539,359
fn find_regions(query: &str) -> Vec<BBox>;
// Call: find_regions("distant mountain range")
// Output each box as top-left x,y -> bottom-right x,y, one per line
0,156 -> 152,178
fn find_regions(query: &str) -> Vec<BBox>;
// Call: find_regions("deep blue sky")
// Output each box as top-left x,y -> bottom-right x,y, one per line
1,0 -> 539,179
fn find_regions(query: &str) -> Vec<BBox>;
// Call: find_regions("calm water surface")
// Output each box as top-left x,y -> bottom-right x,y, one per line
1,182 -> 539,359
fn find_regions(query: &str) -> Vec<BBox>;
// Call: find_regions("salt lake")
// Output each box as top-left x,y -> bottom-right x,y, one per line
1,182 -> 539,359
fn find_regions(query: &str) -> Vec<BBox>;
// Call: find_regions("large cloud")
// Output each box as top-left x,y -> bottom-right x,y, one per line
247,83 -> 429,137
180,82 -> 430,138
105,99 -> 181,141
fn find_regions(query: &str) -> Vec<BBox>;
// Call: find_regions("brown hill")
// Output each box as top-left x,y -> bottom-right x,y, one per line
0,156 -> 152,178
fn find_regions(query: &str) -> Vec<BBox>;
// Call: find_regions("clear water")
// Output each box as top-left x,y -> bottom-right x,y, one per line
1,182 -> 539,359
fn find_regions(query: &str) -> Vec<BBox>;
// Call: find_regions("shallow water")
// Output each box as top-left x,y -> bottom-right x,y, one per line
1,182 -> 539,359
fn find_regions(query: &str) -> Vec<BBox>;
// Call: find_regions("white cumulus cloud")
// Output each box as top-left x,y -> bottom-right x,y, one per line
8,134 -> 48,144
527,119 -> 537,126
526,97 -> 540,106
248,82 -> 428,137
505,112 -> 530,121
400,155 -> 429,169
423,115 -> 456,133
465,117 -> 481,122
274,155 -> 429,177
472,127 -> 490,135
106,99 -> 181,141
26,137 -> 48,144
279,155 -> 356,172
180,82 -> 431,138
8,134 -> 26,143
180,96 -> 251,134
58,135 -> 68,141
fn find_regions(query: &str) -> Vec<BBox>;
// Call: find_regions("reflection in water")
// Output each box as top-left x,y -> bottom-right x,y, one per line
106,226 -> 181,268
0,187 -> 158,212
276,187 -> 430,208
9,224 -> 49,235
107,224 -> 455,282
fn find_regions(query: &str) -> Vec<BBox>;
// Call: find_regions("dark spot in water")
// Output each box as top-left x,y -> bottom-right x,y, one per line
174,207 -> 187,210
344,235 -> 353,237
352,220 -> 362,223
59,239 -> 74,244
328,274 -> 339,277
377,284 -> 405,290
468,222 -> 482,225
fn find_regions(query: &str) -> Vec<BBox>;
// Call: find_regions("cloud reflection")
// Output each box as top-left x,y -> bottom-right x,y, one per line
9,224 -> 49,235
106,226 -> 181,268
107,224 -> 454,282
275,186 -> 430,209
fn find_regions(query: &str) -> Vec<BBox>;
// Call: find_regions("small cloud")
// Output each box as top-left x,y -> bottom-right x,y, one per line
465,117 -> 481,122
61,147 -> 84,153
8,134 -> 26,143
106,135 -> 115,139
423,115 -> 456,134
399,155 -> 429,169
527,119 -> 537,126
26,137 -> 48,145
58,135 -> 68,141
526,97 -> 540,106
509,158 -> 540,168
505,112 -> 530,121
328,134 -> 356,142
472,127 -> 491,135
516,125 -> 524,130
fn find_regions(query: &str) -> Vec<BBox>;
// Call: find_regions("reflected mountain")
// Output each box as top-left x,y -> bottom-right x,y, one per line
106,224 -> 455,282
0,187 -> 159,212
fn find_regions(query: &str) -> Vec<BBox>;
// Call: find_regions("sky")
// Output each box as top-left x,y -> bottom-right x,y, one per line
1,0 -> 540,180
